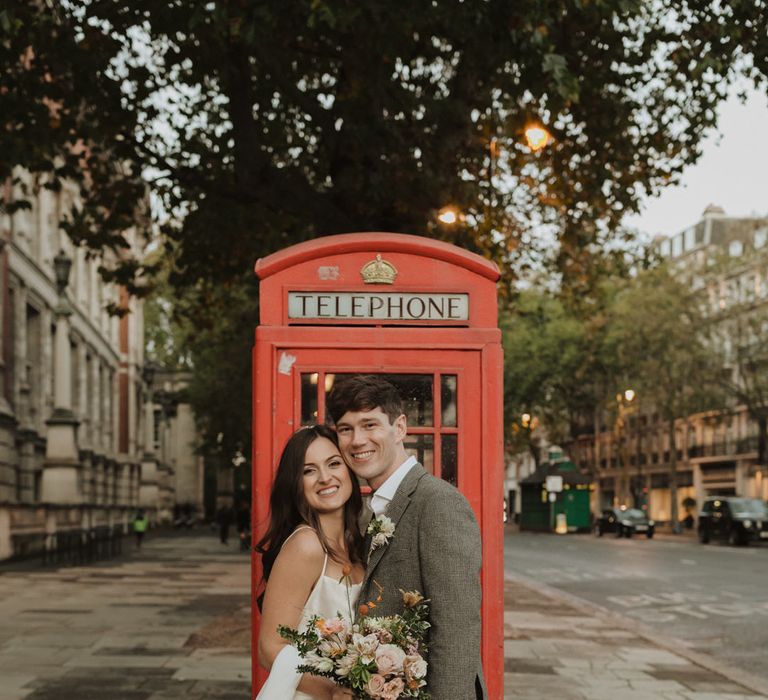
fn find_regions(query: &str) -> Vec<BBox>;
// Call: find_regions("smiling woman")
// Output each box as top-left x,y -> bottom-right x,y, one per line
301,436 -> 354,515
254,425 -> 365,700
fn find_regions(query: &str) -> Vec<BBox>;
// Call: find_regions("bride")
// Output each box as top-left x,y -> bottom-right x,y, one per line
255,425 -> 365,699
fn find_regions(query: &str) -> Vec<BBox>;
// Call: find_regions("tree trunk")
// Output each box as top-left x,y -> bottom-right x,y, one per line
668,418 -> 680,533
593,404 -> 601,479
757,413 -> 767,467
529,437 -> 541,469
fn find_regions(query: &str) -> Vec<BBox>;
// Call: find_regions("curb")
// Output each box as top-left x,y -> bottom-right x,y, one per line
504,570 -> 768,698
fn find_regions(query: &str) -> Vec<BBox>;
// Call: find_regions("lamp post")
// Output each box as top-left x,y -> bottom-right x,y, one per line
41,249 -> 81,504
139,362 -> 164,520
613,389 -> 636,506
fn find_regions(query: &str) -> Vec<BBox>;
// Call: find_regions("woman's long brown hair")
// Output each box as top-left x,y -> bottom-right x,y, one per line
254,424 -> 364,609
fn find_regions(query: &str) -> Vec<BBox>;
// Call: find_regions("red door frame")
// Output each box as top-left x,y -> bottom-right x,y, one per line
252,235 -> 503,700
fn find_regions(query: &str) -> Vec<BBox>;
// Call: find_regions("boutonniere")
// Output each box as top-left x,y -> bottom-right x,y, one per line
367,514 -> 395,552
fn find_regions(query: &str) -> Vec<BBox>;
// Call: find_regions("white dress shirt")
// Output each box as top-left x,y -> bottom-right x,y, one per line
370,455 -> 417,517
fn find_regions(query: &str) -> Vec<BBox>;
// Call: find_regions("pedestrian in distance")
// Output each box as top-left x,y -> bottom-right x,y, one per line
236,501 -> 251,551
216,503 -> 234,545
133,509 -> 148,549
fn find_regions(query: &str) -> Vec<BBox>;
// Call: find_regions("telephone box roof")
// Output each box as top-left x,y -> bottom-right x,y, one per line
255,232 -> 500,282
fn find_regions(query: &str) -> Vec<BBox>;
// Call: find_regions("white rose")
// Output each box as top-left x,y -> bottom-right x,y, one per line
375,643 -> 406,675
351,632 -> 379,664
372,532 -> 389,548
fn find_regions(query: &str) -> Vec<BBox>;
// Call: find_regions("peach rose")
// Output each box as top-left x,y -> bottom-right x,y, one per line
404,653 -> 427,680
375,643 -> 406,675
365,673 -> 387,698
323,617 -> 348,636
381,677 -> 404,700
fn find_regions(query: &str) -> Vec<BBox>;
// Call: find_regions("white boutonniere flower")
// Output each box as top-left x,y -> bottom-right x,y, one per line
367,514 -> 395,552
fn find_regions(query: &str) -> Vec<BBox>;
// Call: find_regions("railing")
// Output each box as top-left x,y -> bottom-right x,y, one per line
687,437 -> 758,458
41,525 -> 124,566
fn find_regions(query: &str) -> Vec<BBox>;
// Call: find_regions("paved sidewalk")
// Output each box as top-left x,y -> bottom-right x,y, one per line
3,531 -> 766,700
0,532 -> 251,700
504,573 -> 768,700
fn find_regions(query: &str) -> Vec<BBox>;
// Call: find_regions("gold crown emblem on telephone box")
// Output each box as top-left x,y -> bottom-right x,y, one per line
360,254 -> 398,285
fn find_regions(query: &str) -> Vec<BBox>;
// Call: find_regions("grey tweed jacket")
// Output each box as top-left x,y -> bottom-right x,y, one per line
359,464 -> 487,700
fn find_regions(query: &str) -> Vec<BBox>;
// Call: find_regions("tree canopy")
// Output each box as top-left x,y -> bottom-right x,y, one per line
4,0 -> 768,294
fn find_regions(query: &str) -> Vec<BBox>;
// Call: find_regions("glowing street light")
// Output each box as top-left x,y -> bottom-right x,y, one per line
437,207 -> 459,225
524,123 -> 553,152
624,388 -> 636,403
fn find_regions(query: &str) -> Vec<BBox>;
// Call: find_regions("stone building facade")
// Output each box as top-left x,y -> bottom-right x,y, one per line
0,172 -> 201,561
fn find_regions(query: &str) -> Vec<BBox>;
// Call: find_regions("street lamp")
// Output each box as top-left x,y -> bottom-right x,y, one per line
437,206 -> 459,225
53,249 -> 72,295
142,360 -> 163,388
614,388 -> 636,506
524,123 -> 554,152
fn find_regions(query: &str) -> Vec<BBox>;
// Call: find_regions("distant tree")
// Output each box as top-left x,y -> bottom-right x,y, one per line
144,266 -> 256,465
503,286 -> 620,465
608,264 -> 724,528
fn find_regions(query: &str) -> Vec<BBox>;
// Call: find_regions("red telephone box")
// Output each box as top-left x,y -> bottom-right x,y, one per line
251,232 -> 504,699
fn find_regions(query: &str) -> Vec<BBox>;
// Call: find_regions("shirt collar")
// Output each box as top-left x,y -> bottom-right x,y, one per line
370,455 -> 417,516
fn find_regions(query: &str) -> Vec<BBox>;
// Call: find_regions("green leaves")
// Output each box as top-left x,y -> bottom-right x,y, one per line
543,53 -> 580,102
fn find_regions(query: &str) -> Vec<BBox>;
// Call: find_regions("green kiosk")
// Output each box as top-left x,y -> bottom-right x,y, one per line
519,448 -> 593,532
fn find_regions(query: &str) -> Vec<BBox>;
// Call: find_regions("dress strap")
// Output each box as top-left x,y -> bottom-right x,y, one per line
283,526 -> 329,576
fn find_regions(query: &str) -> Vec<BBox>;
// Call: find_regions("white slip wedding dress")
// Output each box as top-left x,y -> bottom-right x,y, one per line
256,526 -> 362,700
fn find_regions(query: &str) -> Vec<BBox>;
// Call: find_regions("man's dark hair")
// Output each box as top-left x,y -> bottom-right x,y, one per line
326,375 -> 404,425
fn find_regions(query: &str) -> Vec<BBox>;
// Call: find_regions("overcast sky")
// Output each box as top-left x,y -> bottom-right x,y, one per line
624,85 -> 768,241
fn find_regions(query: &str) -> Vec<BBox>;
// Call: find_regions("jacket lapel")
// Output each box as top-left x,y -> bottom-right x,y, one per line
362,464 -> 426,588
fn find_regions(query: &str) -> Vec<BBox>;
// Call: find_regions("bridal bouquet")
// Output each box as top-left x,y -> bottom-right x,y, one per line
278,588 -> 431,699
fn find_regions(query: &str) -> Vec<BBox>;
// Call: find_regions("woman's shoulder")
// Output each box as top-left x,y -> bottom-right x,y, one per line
279,526 -> 325,561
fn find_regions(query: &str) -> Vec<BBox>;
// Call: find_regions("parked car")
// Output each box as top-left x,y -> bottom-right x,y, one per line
698,496 -> 768,546
594,507 -> 655,538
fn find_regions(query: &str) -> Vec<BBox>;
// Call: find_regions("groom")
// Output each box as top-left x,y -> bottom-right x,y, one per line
326,375 -> 486,700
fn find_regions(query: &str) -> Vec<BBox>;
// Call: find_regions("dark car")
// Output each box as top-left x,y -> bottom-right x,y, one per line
698,496 -> 768,546
594,507 -> 655,538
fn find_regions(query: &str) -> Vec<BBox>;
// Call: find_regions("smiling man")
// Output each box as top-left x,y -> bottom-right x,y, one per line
326,375 -> 486,700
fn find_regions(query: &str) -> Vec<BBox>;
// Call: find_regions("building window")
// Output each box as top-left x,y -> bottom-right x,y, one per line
729,240 -> 743,257
672,235 -> 683,257
26,304 -> 41,426
684,226 -> 696,250
153,408 -> 161,451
